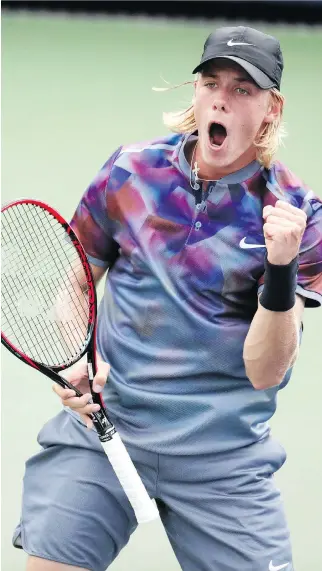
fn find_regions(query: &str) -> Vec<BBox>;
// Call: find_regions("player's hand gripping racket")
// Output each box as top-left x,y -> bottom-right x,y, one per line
1,198 -> 159,524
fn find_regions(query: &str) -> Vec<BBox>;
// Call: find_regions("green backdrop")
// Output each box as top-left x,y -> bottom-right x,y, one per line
2,13 -> 321,571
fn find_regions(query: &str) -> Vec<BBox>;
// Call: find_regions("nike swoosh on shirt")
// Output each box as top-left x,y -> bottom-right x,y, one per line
227,39 -> 254,46
239,237 -> 266,249
268,561 -> 289,571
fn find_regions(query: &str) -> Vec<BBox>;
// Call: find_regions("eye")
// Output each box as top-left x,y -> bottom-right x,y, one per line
205,81 -> 217,89
236,87 -> 249,95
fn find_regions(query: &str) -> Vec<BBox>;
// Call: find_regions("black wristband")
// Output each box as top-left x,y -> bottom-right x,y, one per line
259,255 -> 299,312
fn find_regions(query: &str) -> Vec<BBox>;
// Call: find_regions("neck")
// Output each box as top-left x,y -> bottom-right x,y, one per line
194,142 -> 257,181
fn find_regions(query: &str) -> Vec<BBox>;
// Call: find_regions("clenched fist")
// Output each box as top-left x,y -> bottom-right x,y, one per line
263,200 -> 307,265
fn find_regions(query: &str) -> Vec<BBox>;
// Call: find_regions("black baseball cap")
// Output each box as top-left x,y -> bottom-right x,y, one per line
192,26 -> 284,90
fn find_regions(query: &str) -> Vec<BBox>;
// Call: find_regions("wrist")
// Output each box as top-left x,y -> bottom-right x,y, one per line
259,255 -> 299,312
266,253 -> 296,266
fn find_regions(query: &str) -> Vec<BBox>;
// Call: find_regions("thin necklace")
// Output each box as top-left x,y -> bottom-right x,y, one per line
189,141 -> 217,191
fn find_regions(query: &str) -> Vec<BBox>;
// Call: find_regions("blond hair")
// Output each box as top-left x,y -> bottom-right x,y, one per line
156,79 -> 286,169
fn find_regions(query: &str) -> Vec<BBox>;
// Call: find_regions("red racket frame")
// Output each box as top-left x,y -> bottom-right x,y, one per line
1,198 -> 115,441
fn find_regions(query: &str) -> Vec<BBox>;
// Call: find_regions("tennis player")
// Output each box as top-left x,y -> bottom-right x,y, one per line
14,26 -> 322,571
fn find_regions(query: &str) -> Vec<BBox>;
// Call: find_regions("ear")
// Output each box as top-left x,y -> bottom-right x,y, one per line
264,93 -> 282,124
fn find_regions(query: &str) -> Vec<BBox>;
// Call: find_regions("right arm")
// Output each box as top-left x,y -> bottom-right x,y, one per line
53,149 -> 122,426
53,262 -> 110,429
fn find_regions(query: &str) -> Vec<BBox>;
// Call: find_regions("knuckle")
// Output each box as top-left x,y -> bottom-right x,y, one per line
266,206 -> 274,215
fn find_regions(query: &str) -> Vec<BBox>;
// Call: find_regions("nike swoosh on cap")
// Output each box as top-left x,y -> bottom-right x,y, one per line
239,237 -> 266,249
268,561 -> 289,571
227,39 -> 254,47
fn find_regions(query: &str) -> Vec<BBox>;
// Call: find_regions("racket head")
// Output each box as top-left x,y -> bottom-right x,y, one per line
1,198 -> 97,372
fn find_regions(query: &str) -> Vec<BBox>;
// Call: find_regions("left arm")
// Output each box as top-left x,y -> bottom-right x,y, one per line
243,294 -> 304,390
243,200 -> 308,390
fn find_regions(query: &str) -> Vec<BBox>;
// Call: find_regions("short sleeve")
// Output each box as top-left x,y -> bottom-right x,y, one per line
258,200 -> 322,308
70,147 -> 122,268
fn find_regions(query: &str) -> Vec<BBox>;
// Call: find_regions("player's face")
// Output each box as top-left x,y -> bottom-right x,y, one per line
193,59 -> 279,178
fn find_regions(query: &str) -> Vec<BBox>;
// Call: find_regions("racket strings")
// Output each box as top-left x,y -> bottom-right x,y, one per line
1,257 -> 61,364
1,203 -> 92,367
6,206 -> 89,349
2,206 -> 88,364
23,208 -> 89,332
2,210 -> 67,364
2,210 -> 84,365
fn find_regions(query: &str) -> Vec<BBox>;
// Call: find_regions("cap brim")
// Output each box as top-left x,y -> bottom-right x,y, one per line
192,55 -> 275,89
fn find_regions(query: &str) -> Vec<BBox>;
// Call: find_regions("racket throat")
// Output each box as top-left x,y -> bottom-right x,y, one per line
87,358 -> 103,408
87,361 -> 94,385
87,359 -> 115,440
92,409 -> 116,441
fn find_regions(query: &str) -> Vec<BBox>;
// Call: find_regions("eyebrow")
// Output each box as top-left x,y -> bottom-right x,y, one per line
202,72 -> 254,84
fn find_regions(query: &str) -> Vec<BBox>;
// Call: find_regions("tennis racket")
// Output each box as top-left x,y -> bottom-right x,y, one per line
1,198 -> 159,524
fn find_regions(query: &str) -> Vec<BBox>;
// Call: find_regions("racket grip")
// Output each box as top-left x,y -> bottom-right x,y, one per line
100,433 -> 159,524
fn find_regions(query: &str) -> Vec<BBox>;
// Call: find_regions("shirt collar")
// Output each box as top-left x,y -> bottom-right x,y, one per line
178,132 -> 262,185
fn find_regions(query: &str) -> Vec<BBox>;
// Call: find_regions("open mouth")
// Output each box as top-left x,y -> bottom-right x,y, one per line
208,122 -> 227,148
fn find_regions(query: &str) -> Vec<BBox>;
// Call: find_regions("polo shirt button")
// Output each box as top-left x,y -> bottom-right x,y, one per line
195,221 -> 202,230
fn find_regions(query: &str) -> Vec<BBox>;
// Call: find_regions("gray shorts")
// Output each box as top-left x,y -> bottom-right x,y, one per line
13,411 -> 294,571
